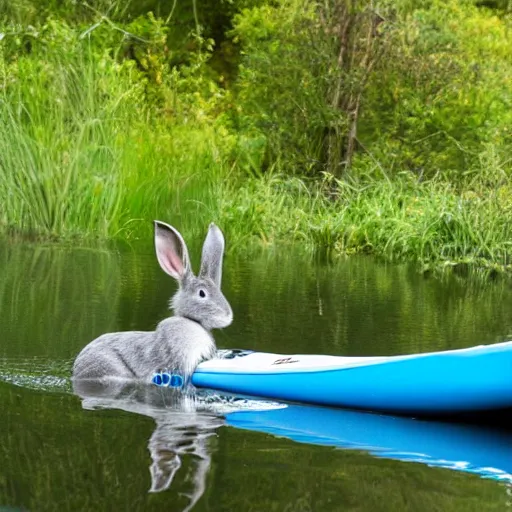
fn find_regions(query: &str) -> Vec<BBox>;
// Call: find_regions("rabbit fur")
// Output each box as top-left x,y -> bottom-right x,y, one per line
72,220 -> 233,384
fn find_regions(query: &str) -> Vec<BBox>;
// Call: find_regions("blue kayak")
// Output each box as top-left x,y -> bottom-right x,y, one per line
192,341 -> 512,415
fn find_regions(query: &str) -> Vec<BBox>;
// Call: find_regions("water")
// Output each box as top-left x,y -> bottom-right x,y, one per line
1,239 -> 512,511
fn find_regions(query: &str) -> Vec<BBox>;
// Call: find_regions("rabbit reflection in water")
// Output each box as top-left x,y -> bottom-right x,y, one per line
74,379 -> 225,511
72,220 -> 233,385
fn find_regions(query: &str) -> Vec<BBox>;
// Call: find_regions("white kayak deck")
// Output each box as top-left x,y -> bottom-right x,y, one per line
196,342 -> 500,375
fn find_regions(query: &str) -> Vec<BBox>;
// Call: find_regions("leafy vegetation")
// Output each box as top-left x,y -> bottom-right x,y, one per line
0,0 -> 511,275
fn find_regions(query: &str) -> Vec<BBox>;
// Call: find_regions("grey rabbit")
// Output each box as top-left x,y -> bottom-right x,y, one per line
72,220 -> 233,384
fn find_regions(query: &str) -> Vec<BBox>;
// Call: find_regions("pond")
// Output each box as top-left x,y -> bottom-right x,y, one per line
1,237 -> 512,511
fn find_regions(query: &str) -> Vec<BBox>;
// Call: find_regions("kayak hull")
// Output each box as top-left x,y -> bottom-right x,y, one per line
192,341 -> 512,415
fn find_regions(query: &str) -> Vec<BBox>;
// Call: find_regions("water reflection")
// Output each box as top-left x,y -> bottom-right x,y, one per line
2,240 -> 512,510
1,240 -> 512,365
73,374 -> 512,511
72,379 -> 284,511
226,403 -> 512,484
73,380 -> 223,509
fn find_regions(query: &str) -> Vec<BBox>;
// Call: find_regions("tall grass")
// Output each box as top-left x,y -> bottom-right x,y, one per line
0,34 -> 229,241
216,167 -> 512,275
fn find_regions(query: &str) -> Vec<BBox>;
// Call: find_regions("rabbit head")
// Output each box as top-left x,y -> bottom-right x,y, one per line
154,221 -> 233,331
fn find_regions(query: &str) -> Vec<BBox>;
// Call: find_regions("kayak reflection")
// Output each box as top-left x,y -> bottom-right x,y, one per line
226,403 -> 512,483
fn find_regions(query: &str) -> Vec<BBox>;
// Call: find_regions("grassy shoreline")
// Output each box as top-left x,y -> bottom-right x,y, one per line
1,6 -> 511,278
222,172 -> 512,277
2,169 -> 512,278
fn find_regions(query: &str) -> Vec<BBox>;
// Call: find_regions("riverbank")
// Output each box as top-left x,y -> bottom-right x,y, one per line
2,167 -> 511,278
1,3 -> 511,277
222,170 -> 512,278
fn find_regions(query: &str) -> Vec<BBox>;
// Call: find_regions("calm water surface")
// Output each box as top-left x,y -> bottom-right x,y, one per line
1,239 -> 512,511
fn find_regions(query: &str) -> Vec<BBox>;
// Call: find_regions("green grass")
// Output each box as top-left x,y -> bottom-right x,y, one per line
216,170 -> 512,276
0,34 -> 229,241
2,66 -> 512,277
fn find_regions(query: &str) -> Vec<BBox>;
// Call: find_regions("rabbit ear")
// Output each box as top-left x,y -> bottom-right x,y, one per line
154,221 -> 191,281
199,223 -> 225,287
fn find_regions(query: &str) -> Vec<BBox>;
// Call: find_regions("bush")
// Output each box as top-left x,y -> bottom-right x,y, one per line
358,0 -> 512,177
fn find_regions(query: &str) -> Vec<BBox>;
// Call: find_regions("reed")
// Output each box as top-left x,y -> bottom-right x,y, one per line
1,21 -> 511,276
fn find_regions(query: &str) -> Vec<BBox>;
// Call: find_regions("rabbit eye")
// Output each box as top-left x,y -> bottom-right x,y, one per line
198,289 -> 206,298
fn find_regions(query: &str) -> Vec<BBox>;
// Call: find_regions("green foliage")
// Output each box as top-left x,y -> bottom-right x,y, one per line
231,0 -> 342,174
0,16 -> 237,240
1,1 -> 512,275
214,163 -> 512,275
232,0 -> 512,177
359,0 -> 512,176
